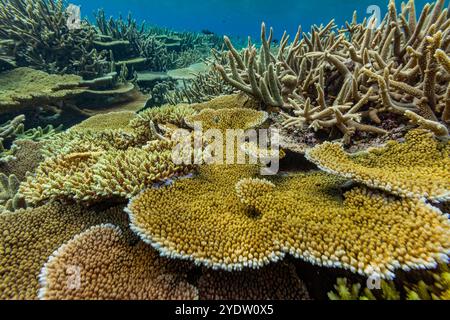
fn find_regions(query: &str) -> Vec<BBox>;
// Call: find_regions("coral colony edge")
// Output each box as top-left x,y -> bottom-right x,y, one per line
0,0 -> 449,302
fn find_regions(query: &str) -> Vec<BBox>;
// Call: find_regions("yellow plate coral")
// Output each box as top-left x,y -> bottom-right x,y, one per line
126,164 -> 450,280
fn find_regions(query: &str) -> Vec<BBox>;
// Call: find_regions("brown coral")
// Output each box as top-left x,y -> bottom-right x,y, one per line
305,130 -> 450,201
0,202 -> 128,300
38,224 -> 198,300
198,262 -> 309,300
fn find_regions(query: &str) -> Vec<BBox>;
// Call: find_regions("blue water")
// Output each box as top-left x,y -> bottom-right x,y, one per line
72,0 -> 439,39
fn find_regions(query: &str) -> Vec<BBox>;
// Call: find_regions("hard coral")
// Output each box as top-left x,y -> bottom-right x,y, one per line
198,262 -> 310,300
127,166 -> 450,279
0,202 -> 128,299
215,0 -> 450,139
38,224 -> 198,300
306,129 -> 450,201
20,140 -> 195,205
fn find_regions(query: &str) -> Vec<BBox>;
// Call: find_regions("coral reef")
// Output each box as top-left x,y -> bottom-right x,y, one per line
0,202 -> 129,299
38,224 -> 198,300
305,130 -> 450,201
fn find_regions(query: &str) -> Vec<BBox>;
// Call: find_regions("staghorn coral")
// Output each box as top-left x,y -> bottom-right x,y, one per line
305,129 -> 450,201
16,124 -> 63,142
215,0 -> 450,140
198,262 -> 309,300
0,202 -> 129,300
127,166 -> 450,279
0,0 -> 108,76
38,224 -> 198,300
0,115 -> 25,163
0,173 -> 26,212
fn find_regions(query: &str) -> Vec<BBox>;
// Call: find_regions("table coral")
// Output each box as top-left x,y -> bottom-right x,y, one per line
20,140 -> 195,205
127,165 -> 450,279
69,111 -> 137,133
38,224 -> 198,300
185,108 -> 268,132
305,130 -> 450,201
0,202 -> 128,300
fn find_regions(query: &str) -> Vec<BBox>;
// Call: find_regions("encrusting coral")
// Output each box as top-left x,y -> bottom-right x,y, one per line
198,262 -> 310,300
215,0 -> 450,141
38,224 -> 198,300
127,166 -> 450,279
0,202 -> 129,300
305,129 -> 450,201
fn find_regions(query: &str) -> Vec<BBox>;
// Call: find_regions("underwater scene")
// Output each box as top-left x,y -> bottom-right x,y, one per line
0,0 -> 449,302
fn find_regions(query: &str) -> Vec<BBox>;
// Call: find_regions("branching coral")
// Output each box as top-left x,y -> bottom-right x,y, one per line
20,140 -> 195,205
0,0 -> 108,76
38,224 -> 198,300
305,129 -> 450,201
127,166 -> 450,279
215,0 -> 450,140
0,115 -> 25,163
0,202 -> 128,299
198,262 -> 309,300
0,173 -> 26,212
328,264 -> 450,300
